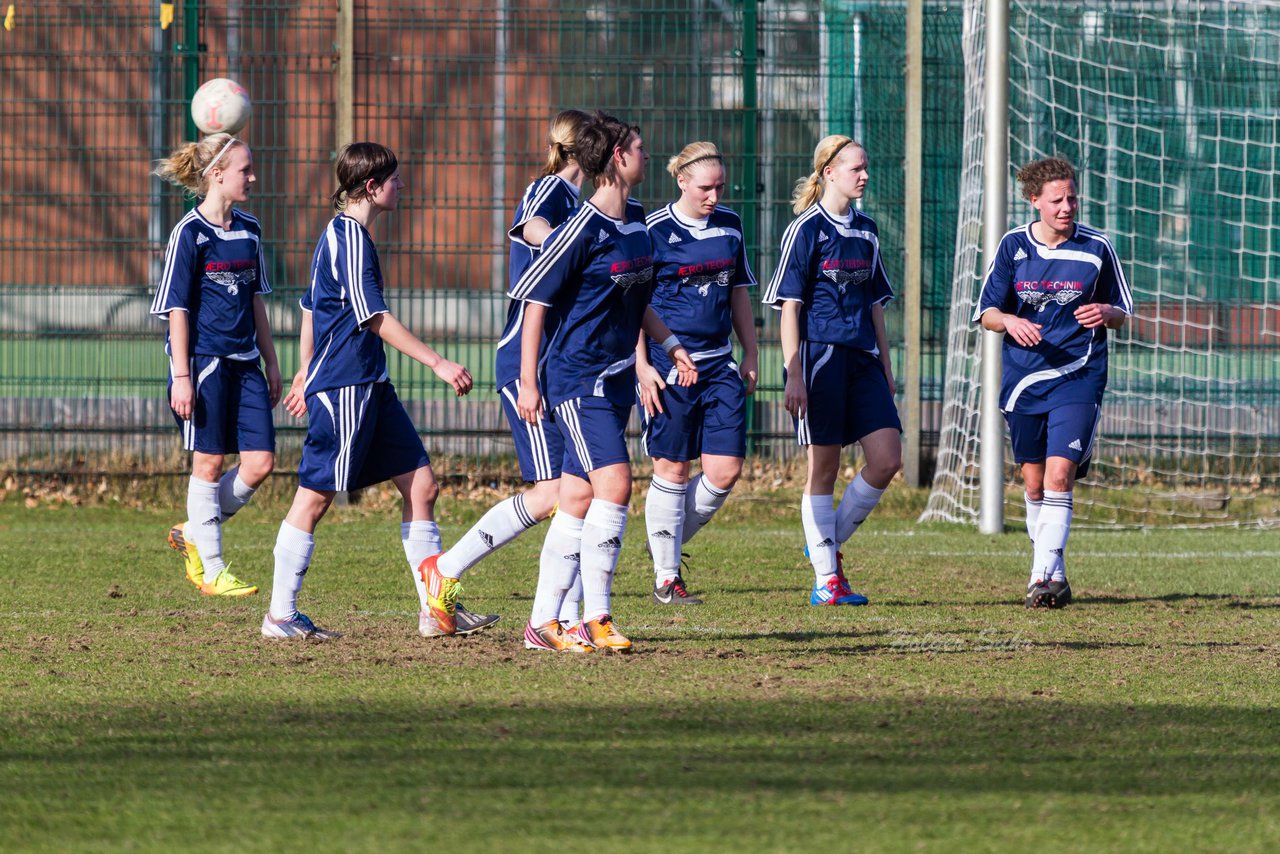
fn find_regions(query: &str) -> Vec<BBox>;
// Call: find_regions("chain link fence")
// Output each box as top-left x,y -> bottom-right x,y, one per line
0,0 -> 964,477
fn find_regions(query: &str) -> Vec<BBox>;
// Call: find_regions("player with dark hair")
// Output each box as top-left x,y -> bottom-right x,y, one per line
260,141 -> 476,640
151,133 -> 280,598
763,135 -> 901,607
507,112 -> 697,653
637,141 -> 759,604
417,109 -> 592,637
974,156 -> 1133,608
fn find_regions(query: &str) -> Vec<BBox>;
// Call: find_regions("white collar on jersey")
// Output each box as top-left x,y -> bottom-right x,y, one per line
669,203 -> 709,230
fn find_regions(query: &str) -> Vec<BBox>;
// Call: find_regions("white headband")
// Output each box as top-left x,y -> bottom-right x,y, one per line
201,137 -> 241,177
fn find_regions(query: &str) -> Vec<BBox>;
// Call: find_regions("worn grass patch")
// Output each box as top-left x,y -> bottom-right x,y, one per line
2,496 -> 1279,851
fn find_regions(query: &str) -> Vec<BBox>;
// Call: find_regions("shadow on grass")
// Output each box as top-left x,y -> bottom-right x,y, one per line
4,695 -> 1277,798
4,693 -> 1279,848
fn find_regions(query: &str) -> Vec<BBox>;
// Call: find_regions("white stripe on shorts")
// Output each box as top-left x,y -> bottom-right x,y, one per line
502,384 -> 553,481
556,399 -> 593,473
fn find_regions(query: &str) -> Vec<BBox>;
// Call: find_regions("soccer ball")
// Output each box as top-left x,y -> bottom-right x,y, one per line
191,78 -> 252,135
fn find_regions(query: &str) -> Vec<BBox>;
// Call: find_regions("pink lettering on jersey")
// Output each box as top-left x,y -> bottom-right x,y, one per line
677,258 -> 734,277
821,258 -> 873,270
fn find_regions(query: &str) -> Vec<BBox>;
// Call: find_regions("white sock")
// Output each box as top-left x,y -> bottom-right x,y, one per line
801,493 -> 838,581
681,473 -> 731,545
437,494 -> 539,579
834,472 -> 886,544
1033,490 -> 1072,583
530,512 -> 584,626
559,572 -> 583,627
580,499 -> 628,623
1024,492 -> 1042,543
401,520 -> 443,611
217,465 -> 257,519
186,476 -> 226,584
269,521 -> 314,620
646,476 -> 687,584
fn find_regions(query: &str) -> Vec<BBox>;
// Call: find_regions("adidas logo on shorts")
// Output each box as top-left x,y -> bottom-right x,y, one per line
1014,246 -> 1028,261
598,536 -> 623,550
1069,439 -> 1083,450
816,537 -> 835,548
564,552 -> 581,563
653,530 -> 675,539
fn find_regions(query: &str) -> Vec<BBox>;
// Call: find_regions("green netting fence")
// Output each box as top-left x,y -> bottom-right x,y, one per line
0,0 -> 965,477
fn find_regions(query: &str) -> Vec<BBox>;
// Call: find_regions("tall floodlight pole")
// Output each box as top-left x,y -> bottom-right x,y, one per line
979,0 -> 1008,534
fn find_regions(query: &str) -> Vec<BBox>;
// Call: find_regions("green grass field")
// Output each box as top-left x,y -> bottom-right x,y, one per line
3,489 -> 1279,851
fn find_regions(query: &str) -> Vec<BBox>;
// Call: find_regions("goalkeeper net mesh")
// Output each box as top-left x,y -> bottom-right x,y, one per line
923,0 -> 1280,528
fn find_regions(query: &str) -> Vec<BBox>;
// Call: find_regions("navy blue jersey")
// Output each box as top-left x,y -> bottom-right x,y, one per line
645,203 -> 755,363
762,204 -> 893,352
495,175 -> 581,389
974,222 -> 1134,414
508,200 -> 654,408
301,214 -> 391,394
150,207 -> 271,360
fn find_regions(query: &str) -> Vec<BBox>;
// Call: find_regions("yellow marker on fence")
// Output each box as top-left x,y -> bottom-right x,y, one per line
4,4 -> 15,31
160,2 -> 173,30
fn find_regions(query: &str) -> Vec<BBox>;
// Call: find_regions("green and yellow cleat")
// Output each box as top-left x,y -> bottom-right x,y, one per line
200,567 -> 258,597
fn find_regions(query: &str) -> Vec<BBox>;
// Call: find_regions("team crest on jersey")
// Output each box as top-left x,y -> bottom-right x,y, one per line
611,265 -> 653,292
667,232 -> 682,244
207,268 -> 256,296
822,267 -> 872,294
1017,287 -> 1083,312
1014,246 -> 1028,262
684,268 -> 734,297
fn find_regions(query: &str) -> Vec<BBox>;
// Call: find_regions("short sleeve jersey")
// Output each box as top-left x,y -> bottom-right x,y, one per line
762,204 -> 893,352
301,214 -> 392,394
150,207 -> 271,360
494,175 -> 581,389
645,203 -> 755,363
973,222 -> 1134,414
508,200 -> 654,408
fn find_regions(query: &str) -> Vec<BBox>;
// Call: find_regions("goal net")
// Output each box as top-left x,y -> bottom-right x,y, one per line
924,0 -> 1280,528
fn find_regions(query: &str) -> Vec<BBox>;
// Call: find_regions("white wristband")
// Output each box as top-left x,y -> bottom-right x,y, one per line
661,334 -> 681,354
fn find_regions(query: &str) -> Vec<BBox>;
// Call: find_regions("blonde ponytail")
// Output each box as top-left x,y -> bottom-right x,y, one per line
154,133 -> 244,196
540,109 -> 591,177
790,134 -> 859,214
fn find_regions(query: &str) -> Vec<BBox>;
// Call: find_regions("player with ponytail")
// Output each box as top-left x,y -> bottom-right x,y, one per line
417,109 -> 594,639
151,133 -> 280,599
763,135 -> 901,607
507,111 -> 697,653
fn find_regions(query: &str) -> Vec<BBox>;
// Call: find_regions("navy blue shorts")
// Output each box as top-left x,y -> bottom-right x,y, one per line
297,381 -> 429,492
554,396 -> 631,478
788,342 -> 901,447
640,356 -> 746,462
498,381 -> 564,483
172,355 -> 275,455
1005,402 -> 1101,478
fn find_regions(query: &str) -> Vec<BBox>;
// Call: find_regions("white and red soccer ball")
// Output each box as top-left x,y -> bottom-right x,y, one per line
191,78 -> 252,135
